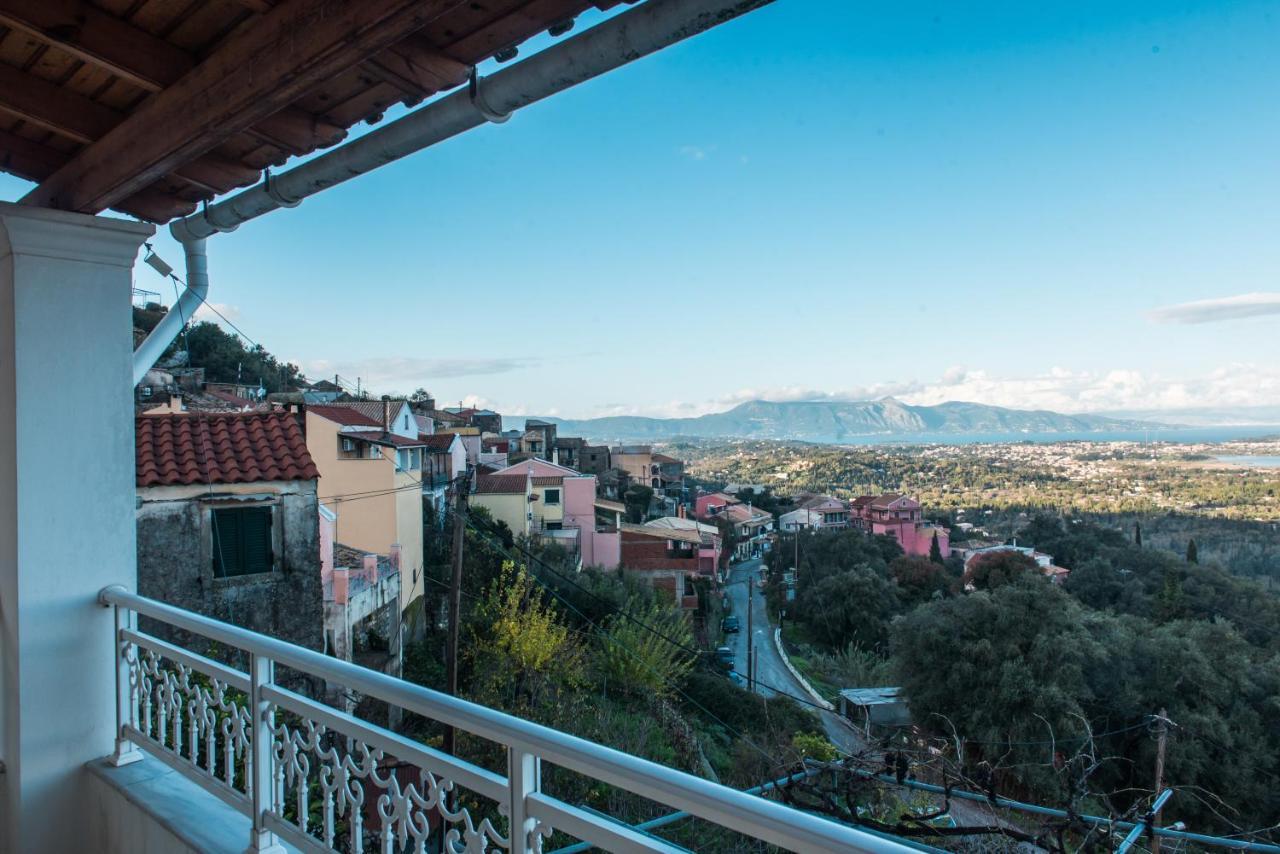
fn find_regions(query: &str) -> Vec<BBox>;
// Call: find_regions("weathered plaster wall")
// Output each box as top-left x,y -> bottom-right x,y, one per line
135,480 -> 322,653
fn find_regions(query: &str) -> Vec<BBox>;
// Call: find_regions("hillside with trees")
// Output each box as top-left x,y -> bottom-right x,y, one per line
766,516 -> 1280,843
134,304 -> 303,392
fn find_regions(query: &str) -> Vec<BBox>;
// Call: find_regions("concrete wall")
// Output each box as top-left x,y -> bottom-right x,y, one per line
393,470 -> 424,613
0,204 -> 153,852
135,480 -> 323,653
307,411 -> 397,557
471,491 -> 530,538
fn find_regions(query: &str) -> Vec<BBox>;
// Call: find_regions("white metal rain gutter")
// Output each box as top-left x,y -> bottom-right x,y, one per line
132,237 -> 208,385
169,0 -> 774,243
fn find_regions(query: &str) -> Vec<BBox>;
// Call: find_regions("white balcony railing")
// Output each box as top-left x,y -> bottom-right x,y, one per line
99,585 -> 911,854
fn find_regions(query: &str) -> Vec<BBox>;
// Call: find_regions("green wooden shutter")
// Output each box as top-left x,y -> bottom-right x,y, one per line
213,507 -> 274,577
240,507 -> 273,575
213,508 -> 241,576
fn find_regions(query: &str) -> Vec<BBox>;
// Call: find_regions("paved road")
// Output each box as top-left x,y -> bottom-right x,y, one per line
721,561 -> 1035,840
722,560 -> 867,755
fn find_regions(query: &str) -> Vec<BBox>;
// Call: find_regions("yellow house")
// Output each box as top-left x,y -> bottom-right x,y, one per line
470,473 -> 532,538
304,404 -> 426,622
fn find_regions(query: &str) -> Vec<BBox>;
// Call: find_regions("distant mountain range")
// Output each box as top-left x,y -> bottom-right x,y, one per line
516,399 -> 1168,444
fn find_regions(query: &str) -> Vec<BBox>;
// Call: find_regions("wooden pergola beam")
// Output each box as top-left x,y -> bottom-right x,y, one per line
0,63 -> 262,195
23,0 -> 467,215
0,0 -> 346,163
0,0 -> 192,93
0,130 -> 188,221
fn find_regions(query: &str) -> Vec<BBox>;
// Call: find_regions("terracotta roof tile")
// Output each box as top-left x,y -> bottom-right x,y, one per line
136,412 -> 319,488
474,474 -> 528,495
532,476 -> 564,486
308,404 -> 381,427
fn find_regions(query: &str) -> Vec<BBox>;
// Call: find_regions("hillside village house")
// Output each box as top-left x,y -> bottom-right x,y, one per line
612,445 -> 686,494
419,431 -> 468,516
319,519 -> 404,704
135,412 -> 323,651
850,493 -> 951,559
780,494 -> 850,532
490,457 -> 622,569
619,524 -> 704,609
470,472 -> 535,538
961,542 -> 1071,585
695,492 -> 775,560
0,0 -> 903,850
304,402 -> 426,620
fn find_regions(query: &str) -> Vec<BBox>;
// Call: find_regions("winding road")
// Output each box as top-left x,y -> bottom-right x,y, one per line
722,559 -> 868,755
722,560 -> 1035,839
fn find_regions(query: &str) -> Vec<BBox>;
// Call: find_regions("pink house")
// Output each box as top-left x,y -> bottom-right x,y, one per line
491,458 -> 620,568
695,491 -> 737,520
850,494 -> 950,558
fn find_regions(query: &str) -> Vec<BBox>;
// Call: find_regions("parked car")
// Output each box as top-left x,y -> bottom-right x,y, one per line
721,615 -> 740,633
712,646 -> 734,670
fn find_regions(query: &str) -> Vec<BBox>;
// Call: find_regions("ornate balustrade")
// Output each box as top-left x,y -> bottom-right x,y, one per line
100,585 -> 909,854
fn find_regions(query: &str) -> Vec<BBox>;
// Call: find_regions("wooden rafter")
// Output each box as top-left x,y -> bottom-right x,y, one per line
0,0 -> 344,157
0,129 -> 185,221
23,0 -> 468,214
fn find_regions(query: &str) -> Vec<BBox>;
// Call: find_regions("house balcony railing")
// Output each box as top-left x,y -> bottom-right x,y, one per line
98,586 -> 905,854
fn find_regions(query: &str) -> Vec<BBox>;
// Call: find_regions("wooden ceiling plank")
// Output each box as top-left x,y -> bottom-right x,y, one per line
381,35 -> 469,92
0,61 -> 118,143
0,0 -> 192,92
24,0 -> 467,214
0,61 -> 261,194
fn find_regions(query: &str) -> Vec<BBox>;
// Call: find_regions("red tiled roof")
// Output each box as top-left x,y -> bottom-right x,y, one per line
342,430 -> 426,448
532,476 -> 564,486
421,434 -> 458,450
308,404 -> 381,428
474,474 -> 528,495
137,413 -> 319,487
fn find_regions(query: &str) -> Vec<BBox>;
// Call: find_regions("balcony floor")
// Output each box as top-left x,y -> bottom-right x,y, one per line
87,750 -> 303,854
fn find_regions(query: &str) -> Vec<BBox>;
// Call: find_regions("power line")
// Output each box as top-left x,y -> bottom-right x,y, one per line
462,515 -> 788,771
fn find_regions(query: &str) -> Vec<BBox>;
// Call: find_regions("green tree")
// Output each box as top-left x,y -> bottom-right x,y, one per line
623,484 -> 654,523
467,561 -> 584,718
890,555 -> 950,607
597,598 -> 695,700
928,531 -> 944,564
798,565 -> 899,650
1186,538 -> 1198,564
965,550 -> 1040,591
1134,520 -> 1143,547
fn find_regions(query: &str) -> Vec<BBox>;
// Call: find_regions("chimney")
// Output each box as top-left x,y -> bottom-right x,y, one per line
381,395 -> 391,432
552,446 -> 560,466
677,504 -> 686,519
363,553 -> 378,584
332,568 -> 349,604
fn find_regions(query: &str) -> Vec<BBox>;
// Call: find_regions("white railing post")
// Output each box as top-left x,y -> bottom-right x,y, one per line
107,601 -> 142,767
246,653 -> 285,854
508,748 -> 541,854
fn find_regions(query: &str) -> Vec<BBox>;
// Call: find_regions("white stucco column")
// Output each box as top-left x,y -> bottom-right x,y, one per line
0,202 -> 153,852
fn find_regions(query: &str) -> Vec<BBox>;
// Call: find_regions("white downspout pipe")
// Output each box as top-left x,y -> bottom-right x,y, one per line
169,0 -> 773,243
132,238 -> 208,385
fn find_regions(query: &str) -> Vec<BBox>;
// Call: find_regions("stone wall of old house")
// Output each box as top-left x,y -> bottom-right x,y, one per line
135,480 -> 323,663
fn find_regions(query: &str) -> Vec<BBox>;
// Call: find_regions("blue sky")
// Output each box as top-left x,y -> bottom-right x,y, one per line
4,0 -> 1278,417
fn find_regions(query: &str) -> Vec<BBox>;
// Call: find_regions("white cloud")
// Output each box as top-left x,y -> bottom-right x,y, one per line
1148,292 -> 1280,324
561,364 -> 1280,420
301,356 -> 533,395
678,145 -> 715,161
191,302 -> 242,327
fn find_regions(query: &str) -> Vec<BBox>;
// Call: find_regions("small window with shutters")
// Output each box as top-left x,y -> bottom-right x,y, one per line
212,506 -> 275,577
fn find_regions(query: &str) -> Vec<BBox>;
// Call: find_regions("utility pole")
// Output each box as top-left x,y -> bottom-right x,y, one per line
443,477 -> 466,759
1151,708 -> 1168,854
745,568 -> 754,693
